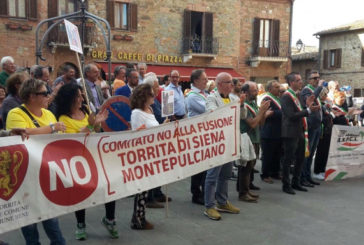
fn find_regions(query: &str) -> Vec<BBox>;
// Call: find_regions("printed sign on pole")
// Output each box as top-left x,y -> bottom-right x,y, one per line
161,90 -> 174,117
64,19 -> 83,54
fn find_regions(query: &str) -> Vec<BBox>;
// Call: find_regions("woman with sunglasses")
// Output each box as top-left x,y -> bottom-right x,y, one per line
129,83 -> 161,230
6,78 -> 66,245
53,83 -> 115,240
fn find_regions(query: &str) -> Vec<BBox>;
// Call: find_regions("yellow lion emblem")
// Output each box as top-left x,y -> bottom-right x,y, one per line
0,150 -> 23,197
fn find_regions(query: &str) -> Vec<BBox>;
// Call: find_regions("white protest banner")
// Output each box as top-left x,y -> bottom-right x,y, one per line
64,19 -> 83,54
0,101 -> 240,233
326,125 -> 364,181
162,90 -> 174,117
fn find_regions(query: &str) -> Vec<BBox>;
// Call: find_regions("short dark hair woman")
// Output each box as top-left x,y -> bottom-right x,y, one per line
2,72 -> 28,128
6,78 -> 66,244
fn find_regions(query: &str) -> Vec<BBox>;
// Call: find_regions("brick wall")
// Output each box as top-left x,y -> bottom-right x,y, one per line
0,0 -> 292,82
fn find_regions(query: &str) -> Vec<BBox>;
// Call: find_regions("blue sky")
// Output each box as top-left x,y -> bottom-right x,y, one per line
292,0 -> 364,47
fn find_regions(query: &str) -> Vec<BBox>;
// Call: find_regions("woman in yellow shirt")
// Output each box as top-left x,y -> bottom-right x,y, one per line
6,78 -> 66,245
54,83 -> 115,241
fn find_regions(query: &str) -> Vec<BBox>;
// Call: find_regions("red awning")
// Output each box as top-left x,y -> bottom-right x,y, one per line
97,62 -> 245,81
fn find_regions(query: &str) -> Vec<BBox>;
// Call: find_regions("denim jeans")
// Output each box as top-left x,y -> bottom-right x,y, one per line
301,126 -> 321,180
204,162 -> 233,209
21,218 -> 65,245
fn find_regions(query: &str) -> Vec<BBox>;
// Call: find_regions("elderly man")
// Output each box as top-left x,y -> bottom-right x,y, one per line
137,63 -> 147,84
84,63 -> 104,112
281,72 -> 319,195
185,69 -> 208,205
238,81 -> 270,202
300,71 -> 322,187
165,70 -> 185,120
0,56 -> 16,86
260,80 -> 282,183
115,68 -> 139,98
112,65 -> 126,94
204,72 -> 240,221
53,65 -> 77,88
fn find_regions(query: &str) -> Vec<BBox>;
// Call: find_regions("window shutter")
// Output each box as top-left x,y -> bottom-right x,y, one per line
28,0 -> 37,20
48,0 -> 58,18
252,18 -> 260,55
106,0 -> 115,28
129,3 -> 138,32
323,50 -> 328,69
183,10 -> 192,53
269,19 -> 280,56
336,48 -> 342,68
203,12 -> 213,53
203,12 -> 213,39
0,0 -> 8,16
183,10 -> 192,38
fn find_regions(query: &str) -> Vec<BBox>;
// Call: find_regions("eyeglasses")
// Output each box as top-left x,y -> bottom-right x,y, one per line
35,91 -> 50,97
310,77 -> 320,80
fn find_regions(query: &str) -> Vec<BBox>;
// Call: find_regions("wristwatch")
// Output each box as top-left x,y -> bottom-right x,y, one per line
50,123 -> 56,133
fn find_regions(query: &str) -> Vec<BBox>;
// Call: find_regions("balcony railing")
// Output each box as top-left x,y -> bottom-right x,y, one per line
47,22 -> 95,47
251,40 -> 289,57
182,36 -> 218,55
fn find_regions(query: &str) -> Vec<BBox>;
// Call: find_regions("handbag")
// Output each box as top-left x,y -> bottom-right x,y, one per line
239,133 -> 256,163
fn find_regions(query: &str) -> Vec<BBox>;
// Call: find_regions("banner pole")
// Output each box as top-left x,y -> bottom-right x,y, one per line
75,52 -> 91,111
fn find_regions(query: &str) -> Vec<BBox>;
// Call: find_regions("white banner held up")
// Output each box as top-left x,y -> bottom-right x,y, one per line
326,125 -> 364,181
0,101 -> 240,234
64,19 -> 83,54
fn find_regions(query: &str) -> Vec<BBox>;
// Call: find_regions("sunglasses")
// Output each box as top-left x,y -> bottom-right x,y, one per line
310,77 -> 320,80
35,91 -> 50,97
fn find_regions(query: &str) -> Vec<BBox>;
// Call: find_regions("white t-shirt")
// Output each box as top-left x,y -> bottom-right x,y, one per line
131,108 -> 159,130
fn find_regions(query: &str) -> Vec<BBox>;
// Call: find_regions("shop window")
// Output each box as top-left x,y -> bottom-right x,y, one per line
252,18 -> 280,56
107,0 -> 137,31
183,10 -> 214,54
323,49 -> 341,69
0,0 -> 37,19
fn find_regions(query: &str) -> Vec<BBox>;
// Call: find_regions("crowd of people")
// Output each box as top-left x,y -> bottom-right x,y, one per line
0,55 -> 361,244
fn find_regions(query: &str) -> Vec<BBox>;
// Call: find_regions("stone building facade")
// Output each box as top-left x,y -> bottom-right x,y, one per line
0,0 -> 293,83
291,46 -> 318,83
315,20 -> 364,96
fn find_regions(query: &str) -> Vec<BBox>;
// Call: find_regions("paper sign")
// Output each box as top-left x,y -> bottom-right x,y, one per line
64,19 -> 83,54
162,90 -> 174,117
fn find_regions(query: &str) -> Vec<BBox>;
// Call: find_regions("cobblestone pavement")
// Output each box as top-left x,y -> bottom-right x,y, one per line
2,171 -> 364,245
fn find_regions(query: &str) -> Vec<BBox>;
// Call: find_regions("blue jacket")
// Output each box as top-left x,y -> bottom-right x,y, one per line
115,85 -> 132,98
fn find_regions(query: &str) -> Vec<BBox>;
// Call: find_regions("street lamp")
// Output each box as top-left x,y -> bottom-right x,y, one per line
296,39 -> 304,52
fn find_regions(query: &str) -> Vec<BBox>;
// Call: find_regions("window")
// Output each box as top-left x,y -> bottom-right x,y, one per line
183,10 -> 214,54
252,18 -> 280,56
58,0 -> 75,15
361,48 -> 364,67
323,49 -> 341,69
114,2 -> 128,29
0,0 -> 37,19
107,1 -> 137,31
354,88 -> 364,97
259,19 -> 270,48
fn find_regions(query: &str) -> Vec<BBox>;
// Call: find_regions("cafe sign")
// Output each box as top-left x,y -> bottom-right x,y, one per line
91,50 -> 183,64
